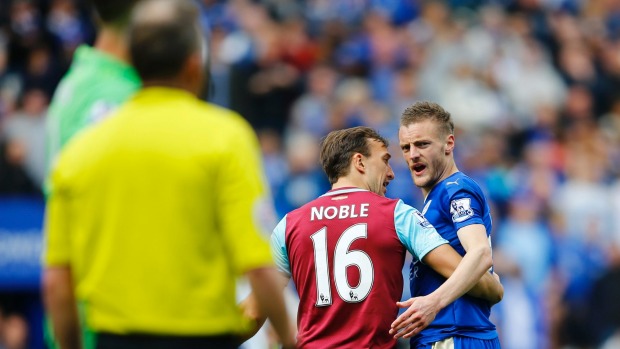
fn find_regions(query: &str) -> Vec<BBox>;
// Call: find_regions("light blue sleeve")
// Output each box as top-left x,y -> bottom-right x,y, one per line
394,200 -> 448,262
270,215 -> 291,277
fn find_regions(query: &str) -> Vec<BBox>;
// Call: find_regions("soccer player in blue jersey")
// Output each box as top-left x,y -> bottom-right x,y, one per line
393,101 -> 501,349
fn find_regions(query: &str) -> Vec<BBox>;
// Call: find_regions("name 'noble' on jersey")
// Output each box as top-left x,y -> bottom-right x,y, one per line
310,204 -> 370,221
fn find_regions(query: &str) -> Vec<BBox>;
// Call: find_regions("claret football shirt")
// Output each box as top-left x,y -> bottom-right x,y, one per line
271,187 -> 448,348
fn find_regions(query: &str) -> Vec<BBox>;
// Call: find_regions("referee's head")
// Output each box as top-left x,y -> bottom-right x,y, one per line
128,0 -> 208,96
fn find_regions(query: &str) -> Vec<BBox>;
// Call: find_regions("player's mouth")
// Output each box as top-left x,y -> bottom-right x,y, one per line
412,163 -> 426,176
381,181 -> 389,194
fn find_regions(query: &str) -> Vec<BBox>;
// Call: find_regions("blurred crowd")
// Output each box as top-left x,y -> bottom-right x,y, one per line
1,0 -> 620,348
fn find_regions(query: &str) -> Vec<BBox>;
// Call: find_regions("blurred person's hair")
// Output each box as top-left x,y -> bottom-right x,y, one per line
401,101 -> 454,137
89,0 -> 140,27
320,126 -> 388,185
128,0 -> 202,81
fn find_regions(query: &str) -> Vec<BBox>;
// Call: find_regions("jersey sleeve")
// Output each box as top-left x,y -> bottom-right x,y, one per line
270,216 -> 291,277
215,116 -> 275,275
447,186 -> 485,231
394,200 -> 448,261
43,158 -> 71,266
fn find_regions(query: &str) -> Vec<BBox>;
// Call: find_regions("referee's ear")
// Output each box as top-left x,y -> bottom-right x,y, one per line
182,51 -> 206,97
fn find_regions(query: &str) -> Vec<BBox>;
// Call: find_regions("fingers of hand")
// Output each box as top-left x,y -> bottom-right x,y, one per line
399,325 -> 422,339
391,302 -> 418,328
396,298 -> 414,308
390,310 -> 425,336
392,318 -> 427,339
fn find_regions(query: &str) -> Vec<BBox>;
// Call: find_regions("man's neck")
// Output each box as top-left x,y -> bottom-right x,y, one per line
332,177 -> 365,191
94,27 -> 129,63
141,80 -> 198,97
422,162 -> 459,198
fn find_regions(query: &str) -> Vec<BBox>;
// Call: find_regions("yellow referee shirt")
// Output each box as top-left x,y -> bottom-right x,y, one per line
44,87 -> 275,335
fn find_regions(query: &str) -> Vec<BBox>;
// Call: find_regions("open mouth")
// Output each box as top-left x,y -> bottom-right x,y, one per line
413,163 -> 426,175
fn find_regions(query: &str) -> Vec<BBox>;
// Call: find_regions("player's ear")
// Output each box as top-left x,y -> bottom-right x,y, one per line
353,153 -> 365,173
445,134 -> 455,155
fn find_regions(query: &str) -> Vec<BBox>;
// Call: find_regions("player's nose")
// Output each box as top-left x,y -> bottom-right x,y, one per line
387,165 -> 395,180
408,147 -> 420,160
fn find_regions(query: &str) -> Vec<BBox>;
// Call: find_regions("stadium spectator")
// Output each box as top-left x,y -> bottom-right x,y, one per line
1,88 -> 47,189
0,299 -> 28,349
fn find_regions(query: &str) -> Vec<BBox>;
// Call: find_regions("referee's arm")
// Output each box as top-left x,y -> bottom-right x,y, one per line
43,266 -> 81,349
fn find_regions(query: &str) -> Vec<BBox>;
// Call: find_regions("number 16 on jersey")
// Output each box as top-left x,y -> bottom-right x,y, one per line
310,223 -> 375,307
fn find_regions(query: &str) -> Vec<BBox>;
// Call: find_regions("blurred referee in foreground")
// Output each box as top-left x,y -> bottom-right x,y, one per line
42,0 -> 297,348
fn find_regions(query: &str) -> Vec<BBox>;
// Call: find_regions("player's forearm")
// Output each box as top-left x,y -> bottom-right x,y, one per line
467,271 -> 503,304
431,246 -> 493,309
42,268 -> 81,349
246,267 -> 296,348
423,244 -> 498,301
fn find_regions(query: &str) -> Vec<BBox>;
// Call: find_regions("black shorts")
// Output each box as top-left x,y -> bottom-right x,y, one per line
96,332 -> 240,349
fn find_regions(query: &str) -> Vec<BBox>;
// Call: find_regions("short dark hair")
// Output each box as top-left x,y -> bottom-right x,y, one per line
401,101 -> 454,137
128,0 -> 201,81
90,0 -> 139,27
320,127 -> 389,184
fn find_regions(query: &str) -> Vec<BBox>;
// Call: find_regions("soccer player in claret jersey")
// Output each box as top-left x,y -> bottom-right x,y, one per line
242,126 -> 502,348
395,101 -> 501,349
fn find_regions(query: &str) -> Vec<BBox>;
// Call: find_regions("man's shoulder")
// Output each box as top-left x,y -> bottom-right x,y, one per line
184,100 -> 254,136
51,122 -> 100,174
426,173 -> 482,219
58,46 -> 139,89
439,172 -> 485,198
48,55 -> 139,120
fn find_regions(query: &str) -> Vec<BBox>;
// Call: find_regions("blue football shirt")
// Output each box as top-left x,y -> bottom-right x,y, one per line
410,172 -> 498,346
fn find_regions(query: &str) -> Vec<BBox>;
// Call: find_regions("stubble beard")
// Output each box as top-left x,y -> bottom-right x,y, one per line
411,168 -> 438,194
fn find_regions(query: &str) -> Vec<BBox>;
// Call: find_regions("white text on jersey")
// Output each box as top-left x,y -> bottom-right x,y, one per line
310,204 -> 370,221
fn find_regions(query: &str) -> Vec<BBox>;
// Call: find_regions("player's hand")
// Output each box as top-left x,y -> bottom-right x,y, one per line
389,296 -> 440,339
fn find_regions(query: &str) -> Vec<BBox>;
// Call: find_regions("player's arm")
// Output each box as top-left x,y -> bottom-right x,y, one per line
391,236 -> 494,339
390,203 -> 499,339
422,236 -> 503,303
43,267 -> 80,349
455,224 -> 499,300
239,271 -> 291,341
